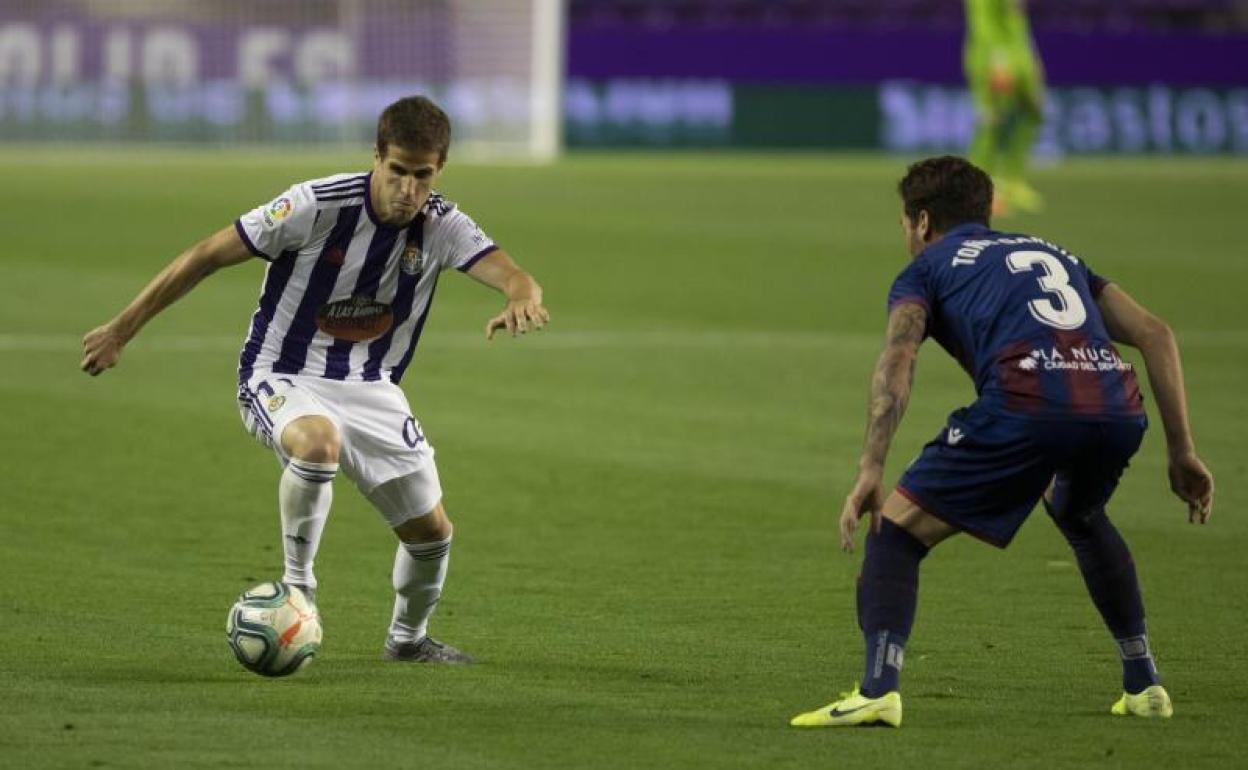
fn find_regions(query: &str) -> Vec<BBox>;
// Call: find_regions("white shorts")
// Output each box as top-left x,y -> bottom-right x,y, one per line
237,373 -> 443,519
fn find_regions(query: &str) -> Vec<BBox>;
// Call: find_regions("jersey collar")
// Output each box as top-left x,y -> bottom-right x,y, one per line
945,222 -> 992,238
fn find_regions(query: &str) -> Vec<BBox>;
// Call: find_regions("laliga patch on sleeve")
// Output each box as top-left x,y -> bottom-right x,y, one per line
262,197 -> 294,227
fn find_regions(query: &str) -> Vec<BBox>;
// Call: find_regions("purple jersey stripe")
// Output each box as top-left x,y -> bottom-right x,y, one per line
237,249 -> 298,384
389,277 -> 439,385
272,205 -> 362,375
234,218 -> 271,261
311,175 -> 367,192
456,244 -> 499,273
315,190 -> 367,202
363,215 -> 426,381
323,221 -> 403,379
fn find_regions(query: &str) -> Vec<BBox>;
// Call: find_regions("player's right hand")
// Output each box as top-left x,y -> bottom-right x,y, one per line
839,467 -> 885,553
81,323 -> 126,376
1168,451 -> 1214,524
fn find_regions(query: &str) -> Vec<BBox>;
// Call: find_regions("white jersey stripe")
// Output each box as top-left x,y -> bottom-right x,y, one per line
234,172 -> 495,384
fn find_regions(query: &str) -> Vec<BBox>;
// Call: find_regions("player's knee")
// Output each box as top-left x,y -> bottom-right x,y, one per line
394,502 -> 452,544
1045,495 -> 1108,540
281,415 -> 341,464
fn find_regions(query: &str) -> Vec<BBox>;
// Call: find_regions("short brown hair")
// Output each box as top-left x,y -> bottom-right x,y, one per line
376,96 -> 452,163
897,156 -> 993,232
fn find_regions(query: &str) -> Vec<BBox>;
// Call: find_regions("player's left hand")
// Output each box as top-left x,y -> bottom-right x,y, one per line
486,298 -> 549,340
839,466 -> 885,553
1168,451 -> 1214,524
81,323 -> 127,376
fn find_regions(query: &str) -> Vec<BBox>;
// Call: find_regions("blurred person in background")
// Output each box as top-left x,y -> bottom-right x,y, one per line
964,0 -> 1047,215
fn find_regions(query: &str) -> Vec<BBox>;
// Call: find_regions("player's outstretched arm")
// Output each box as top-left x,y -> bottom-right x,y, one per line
1097,283 -> 1214,523
464,249 -> 550,340
840,303 -> 927,551
81,225 -> 255,376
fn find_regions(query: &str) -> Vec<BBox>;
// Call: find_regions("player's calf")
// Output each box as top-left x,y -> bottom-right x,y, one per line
367,476 -> 467,660
1044,490 -> 1161,696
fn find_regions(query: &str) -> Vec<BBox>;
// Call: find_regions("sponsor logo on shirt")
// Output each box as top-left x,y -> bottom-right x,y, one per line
315,295 -> 395,342
1016,346 -> 1134,373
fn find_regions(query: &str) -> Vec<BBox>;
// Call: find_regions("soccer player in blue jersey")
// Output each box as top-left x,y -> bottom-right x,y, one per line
81,96 -> 549,664
791,156 -> 1214,727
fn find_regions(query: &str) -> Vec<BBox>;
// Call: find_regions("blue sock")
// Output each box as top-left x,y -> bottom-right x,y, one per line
1116,634 -> 1160,695
856,519 -> 929,698
1046,495 -> 1160,695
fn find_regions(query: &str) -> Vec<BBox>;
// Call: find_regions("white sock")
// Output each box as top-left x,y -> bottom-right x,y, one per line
278,459 -> 337,590
389,536 -> 452,643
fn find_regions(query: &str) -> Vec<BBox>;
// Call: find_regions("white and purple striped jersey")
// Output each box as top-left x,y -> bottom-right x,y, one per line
233,172 -> 497,385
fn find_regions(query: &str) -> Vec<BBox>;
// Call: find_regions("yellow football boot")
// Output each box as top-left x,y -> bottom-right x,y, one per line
1111,685 -> 1173,718
790,686 -> 902,728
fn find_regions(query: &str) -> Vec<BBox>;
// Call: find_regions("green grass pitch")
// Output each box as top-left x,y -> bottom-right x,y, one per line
0,148 -> 1245,768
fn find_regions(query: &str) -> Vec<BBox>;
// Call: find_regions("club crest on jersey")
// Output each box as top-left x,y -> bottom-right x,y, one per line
263,197 -> 293,227
267,395 -> 286,413
316,295 -> 395,342
401,243 -> 424,276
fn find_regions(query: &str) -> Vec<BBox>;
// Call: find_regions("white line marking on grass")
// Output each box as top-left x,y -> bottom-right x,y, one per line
5,328 -> 1244,353
0,331 -> 874,353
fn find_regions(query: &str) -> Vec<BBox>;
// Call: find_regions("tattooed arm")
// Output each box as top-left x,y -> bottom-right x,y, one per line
861,303 -> 928,469
838,302 -> 928,551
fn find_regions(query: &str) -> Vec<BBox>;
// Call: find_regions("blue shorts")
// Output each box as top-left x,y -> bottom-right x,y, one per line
897,404 -> 1146,547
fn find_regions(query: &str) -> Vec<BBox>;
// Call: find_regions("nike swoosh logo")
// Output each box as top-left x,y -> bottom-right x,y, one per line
828,704 -> 869,718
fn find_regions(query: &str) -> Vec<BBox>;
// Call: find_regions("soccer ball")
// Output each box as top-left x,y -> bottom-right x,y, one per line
226,582 -> 322,677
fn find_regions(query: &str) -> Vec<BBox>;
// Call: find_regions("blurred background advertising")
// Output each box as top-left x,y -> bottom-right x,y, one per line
0,0 -> 1245,157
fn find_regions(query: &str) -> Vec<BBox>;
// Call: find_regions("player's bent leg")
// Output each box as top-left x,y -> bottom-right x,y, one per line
392,500 -> 452,543
276,415 -> 342,603
1044,464 -> 1167,714
790,494 -> 956,728
881,491 -> 960,548
859,495 -> 953,696
366,473 -> 472,665
280,415 -> 341,464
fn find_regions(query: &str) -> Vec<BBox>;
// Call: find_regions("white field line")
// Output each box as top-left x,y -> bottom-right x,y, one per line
1,330 -> 869,353
4,329 -> 1245,353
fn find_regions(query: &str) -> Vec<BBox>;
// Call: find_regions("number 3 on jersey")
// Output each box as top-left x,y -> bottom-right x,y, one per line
1006,250 -> 1088,330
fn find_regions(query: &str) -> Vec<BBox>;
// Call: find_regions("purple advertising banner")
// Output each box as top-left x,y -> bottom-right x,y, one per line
0,4 -> 545,147
568,26 -> 1248,87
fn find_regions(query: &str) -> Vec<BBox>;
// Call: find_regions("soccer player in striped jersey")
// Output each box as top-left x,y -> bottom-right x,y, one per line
790,156 -> 1213,727
81,96 -> 550,664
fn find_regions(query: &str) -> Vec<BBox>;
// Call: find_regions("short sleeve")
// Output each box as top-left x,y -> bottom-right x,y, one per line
432,207 -> 497,273
1081,261 -> 1111,299
235,183 -> 318,261
887,257 -> 934,317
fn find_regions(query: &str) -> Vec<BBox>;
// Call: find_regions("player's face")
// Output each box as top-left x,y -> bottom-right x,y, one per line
372,145 -> 443,226
900,210 -> 931,258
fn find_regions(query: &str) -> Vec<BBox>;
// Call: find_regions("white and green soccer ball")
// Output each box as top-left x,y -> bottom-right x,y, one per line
226,582 -> 322,677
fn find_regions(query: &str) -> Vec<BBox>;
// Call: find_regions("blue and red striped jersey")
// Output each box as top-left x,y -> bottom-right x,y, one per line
888,223 -> 1144,421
